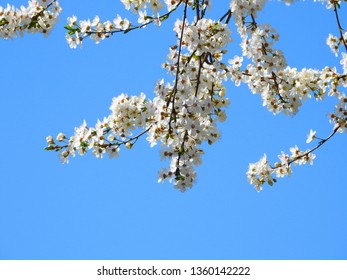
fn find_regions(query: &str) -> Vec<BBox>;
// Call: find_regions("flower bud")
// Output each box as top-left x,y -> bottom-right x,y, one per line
56,133 -> 66,142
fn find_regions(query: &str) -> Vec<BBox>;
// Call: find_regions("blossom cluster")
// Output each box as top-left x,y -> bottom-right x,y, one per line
153,18 -> 231,190
120,0 -> 165,13
230,0 -> 347,190
229,1 -> 329,116
330,94 -> 347,132
327,34 -> 342,56
0,0 -> 61,39
46,93 -> 156,162
247,145 -> 316,192
47,13 -> 232,191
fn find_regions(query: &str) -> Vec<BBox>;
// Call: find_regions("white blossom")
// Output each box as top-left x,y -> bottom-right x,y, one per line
306,130 -> 316,144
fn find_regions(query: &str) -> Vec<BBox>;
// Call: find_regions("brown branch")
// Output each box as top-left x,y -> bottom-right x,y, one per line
333,2 -> 347,52
201,0 -> 208,19
166,1 -> 189,133
194,52 -> 208,97
249,13 -> 289,103
219,9 -> 232,24
195,0 -> 201,21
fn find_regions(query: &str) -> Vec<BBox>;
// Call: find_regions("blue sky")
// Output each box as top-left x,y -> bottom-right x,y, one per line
0,0 -> 346,260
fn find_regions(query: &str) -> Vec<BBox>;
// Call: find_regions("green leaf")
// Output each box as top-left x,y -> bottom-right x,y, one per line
65,25 -> 79,35
175,174 -> 185,181
80,141 -> 88,148
64,24 -> 75,31
0,18 -> 8,26
28,20 -> 39,29
192,54 -> 200,60
212,23 -> 220,30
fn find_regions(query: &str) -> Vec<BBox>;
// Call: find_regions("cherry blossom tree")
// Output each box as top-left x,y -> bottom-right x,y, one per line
2,0 -> 347,192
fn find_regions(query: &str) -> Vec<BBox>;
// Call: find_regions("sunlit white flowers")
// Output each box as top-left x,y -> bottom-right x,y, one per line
5,0 -> 342,191
0,0 -> 61,39
306,130 -> 316,143
247,146 -> 316,191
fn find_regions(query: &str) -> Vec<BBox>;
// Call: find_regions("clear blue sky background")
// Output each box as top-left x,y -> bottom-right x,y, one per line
0,0 -> 346,260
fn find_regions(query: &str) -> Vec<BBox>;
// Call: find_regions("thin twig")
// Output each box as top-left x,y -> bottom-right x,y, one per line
333,2 -> 347,52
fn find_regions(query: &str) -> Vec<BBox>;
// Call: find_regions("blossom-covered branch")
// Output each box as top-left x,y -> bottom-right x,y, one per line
46,0 -> 232,191
2,0 -> 341,191
0,0 -> 61,39
247,124 -> 342,191
64,0 -> 185,48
